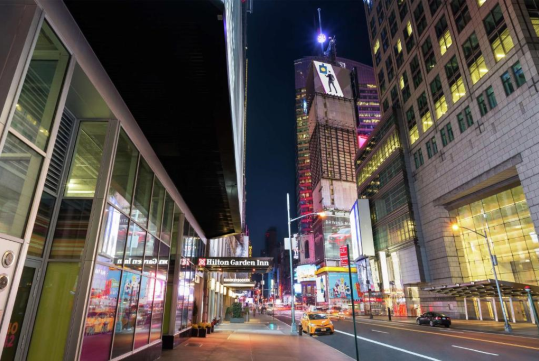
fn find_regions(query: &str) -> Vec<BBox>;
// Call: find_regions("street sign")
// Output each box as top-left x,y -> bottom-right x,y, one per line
340,245 -> 348,266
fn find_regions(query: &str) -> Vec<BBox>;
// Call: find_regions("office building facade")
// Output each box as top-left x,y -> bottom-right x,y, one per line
363,0 -> 539,321
0,1 -> 247,360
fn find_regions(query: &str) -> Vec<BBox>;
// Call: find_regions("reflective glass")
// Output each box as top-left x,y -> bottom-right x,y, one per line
161,194 -> 174,244
143,234 -> 158,276
124,223 -> 145,272
150,278 -> 166,341
158,242 -> 170,279
134,276 -> 153,349
131,158 -> 153,227
111,272 -> 140,358
0,133 -> 43,238
50,199 -> 93,259
148,178 -> 165,237
98,205 -> 128,265
28,192 -> 55,257
10,22 -> 69,151
109,130 -> 139,214
65,122 -> 108,198
80,264 -> 121,361
27,263 -> 80,361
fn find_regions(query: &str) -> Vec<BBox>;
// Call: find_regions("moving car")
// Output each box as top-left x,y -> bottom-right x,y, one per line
416,312 -> 451,327
265,303 -> 274,315
328,228 -> 351,246
301,312 -> 334,336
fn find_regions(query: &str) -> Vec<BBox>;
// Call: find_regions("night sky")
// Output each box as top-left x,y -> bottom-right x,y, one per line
245,1 -> 372,255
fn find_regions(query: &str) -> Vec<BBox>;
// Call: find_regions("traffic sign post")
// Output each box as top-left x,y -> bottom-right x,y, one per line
346,244 -> 360,361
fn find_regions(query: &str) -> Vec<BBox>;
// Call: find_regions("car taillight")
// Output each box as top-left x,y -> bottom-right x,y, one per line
447,317 -> 450,320
436,317 -> 441,320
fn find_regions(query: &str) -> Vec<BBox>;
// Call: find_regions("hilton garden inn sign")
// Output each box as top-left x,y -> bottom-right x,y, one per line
197,257 -> 273,271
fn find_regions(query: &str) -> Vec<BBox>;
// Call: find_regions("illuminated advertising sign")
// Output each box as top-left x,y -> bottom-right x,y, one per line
196,257 -> 273,270
296,264 -> 317,282
350,199 -> 375,258
316,276 -> 326,303
328,273 -> 360,300
313,61 -> 344,97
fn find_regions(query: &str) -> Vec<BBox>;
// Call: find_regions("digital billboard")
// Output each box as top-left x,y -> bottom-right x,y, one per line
316,276 -> 326,303
323,214 -> 351,260
296,264 -> 317,282
313,61 -> 344,97
350,199 -> 375,258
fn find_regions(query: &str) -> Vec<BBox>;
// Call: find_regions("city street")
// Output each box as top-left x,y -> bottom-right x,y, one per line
273,310 -> 539,360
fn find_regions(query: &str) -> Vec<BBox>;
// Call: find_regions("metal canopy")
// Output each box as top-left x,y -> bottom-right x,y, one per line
64,0 -> 242,238
423,279 -> 539,298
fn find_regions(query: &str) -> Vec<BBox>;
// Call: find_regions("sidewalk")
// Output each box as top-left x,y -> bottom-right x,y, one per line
355,315 -> 539,337
161,313 -> 353,361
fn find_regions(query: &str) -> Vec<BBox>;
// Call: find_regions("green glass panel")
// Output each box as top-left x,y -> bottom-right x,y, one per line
65,122 -> 107,198
131,158 -> 153,227
27,263 -> 80,361
108,130 -> 138,214
10,22 -> 69,151
0,133 -> 44,238
148,178 -> 165,237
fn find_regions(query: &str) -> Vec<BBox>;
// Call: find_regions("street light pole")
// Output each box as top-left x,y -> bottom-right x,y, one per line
287,193 -> 297,335
452,223 -> 512,333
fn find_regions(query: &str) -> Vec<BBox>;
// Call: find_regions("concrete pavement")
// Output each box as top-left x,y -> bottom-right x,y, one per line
160,313 -> 353,361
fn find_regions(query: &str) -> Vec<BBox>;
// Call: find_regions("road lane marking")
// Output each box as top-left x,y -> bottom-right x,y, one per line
346,320 -> 539,351
452,345 -> 499,356
371,329 -> 389,334
335,329 -> 441,361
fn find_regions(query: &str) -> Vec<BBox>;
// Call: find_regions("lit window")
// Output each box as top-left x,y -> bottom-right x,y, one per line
477,0 -> 487,6
410,124 -> 419,144
374,39 -> 380,54
434,96 -> 448,119
450,77 -> 466,103
439,30 -> 453,55
531,18 -> 539,37
407,21 -> 413,36
469,55 -> 488,84
491,27 -> 514,61
397,39 -> 403,53
400,75 -> 405,90
422,111 -> 433,132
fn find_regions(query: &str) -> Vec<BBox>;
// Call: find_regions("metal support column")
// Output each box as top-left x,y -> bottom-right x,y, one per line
464,297 -> 469,320
492,298 -> 499,322
509,298 -> 516,323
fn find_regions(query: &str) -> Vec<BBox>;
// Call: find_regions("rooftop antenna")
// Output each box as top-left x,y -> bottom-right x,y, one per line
317,8 -> 326,54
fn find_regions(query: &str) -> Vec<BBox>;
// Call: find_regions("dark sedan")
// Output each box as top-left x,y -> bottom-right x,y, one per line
416,312 -> 451,327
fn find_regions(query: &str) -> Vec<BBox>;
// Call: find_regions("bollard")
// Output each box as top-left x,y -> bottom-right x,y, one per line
388,307 -> 392,321
298,324 -> 303,336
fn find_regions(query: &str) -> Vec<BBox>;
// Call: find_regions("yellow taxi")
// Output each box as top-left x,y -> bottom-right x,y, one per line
301,312 -> 334,336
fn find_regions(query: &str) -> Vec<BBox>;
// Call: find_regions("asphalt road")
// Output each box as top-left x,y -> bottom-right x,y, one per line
272,311 -> 539,360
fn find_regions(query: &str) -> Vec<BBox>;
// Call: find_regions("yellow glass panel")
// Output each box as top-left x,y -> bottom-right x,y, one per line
421,111 -> 433,132
409,125 -> 419,144
397,39 -> 403,53
435,96 -> 447,119
400,75 -> 405,90
477,0 -> 487,6
439,30 -> 453,56
407,21 -> 413,36
374,39 -> 380,54
492,28 -> 514,62
470,55 -> 488,84
531,18 -> 539,37
451,78 -> 466,103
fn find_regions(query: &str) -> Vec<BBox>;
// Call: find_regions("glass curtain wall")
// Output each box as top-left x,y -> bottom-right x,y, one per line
450,185 -> 539,285
80,129 -> 173,361
0,21 -> 69,239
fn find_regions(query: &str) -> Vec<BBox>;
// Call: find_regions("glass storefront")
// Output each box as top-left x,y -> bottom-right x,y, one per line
450,185 -> 539,285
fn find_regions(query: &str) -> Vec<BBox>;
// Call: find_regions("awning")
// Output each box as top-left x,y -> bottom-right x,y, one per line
422,279 -> 539,298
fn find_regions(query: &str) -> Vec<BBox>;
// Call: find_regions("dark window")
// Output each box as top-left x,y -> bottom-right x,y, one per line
435,16 -> 449,39
483,4 -> 505,36
446,123 -> 454,142
370,17 -> 377,39
426,141 -> 432,158
378,69 -> 386,94
389,11 -> 398,38
486,86 -> 497,109
431,137 -> 438,154
512,61 -> 526,87
418,92 -> 428,113
382,27 -> 389,52
428,0 -> 443,16
391,85 -> 399,102
383,98 -> 390,112
441,128 -> 448,146
404,22 -> 415,52
401,72 -> 411,103
445,55 -> 460,81
501,71 -> 515,96
451,0 -> 471,33
414,150 -> 424,168
406,106 -> 416,126
418,149 -> 424,165
430,75 -> 443,100
414,2 -> 427,36
465,106 -> 474,127
305,240 -> 310,258
399,0 -> 409,21
422,37 -> 436,73
378,7 -> 386,25
410,55 -> 423,89
462,33 -> 480,61
457,113 -> 466,133
477,94 -> 488,116
386,55 -> 395,82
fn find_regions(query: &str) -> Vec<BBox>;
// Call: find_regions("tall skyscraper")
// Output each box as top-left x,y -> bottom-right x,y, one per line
363,0 -> 539,322
294,57 -> 379,235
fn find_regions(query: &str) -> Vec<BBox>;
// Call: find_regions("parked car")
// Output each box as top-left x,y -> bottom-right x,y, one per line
328,228 -> 351,247
301,312 -> 334,336
416,312 -> 451,327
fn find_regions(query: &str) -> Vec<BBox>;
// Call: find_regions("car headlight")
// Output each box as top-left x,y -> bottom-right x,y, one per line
309,323 -> 316,327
